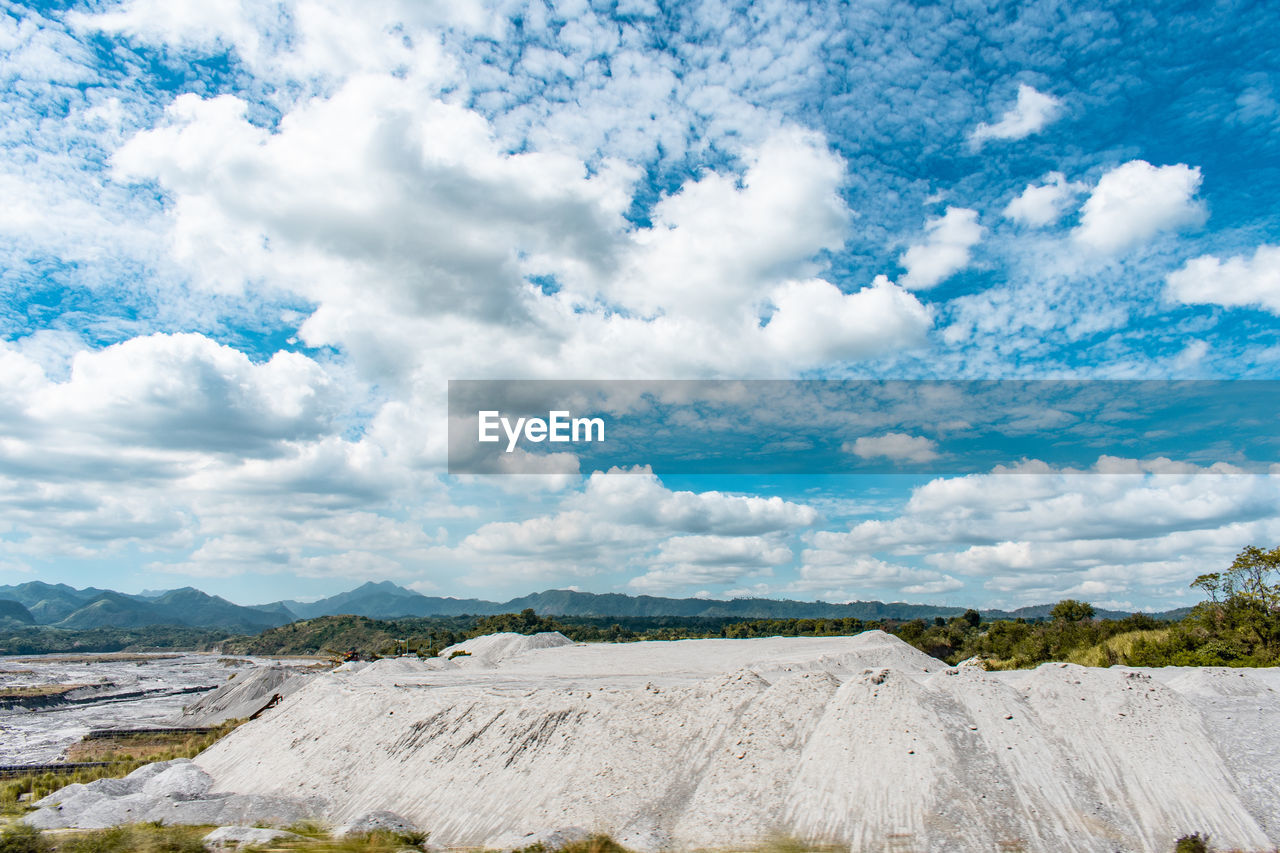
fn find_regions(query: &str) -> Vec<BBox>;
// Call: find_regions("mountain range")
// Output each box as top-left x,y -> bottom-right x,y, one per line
0,581 -> 295,633
0,578 -> 1184,633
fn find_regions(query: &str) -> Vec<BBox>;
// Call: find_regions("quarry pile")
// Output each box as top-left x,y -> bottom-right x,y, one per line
27,631 -> 1280,852
23,759 -> 321,830
174,664 -> 313,726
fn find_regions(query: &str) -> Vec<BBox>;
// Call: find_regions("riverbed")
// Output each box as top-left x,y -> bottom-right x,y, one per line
0,653 -> 306,764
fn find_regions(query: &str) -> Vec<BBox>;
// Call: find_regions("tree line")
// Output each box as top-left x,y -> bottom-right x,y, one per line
5,546 -> 1278,668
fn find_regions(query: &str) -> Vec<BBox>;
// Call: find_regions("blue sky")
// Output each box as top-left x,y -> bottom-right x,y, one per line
1,0 -> 1279,610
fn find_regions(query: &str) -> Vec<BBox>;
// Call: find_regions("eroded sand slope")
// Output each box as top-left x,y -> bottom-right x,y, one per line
194,631 -> 1280,852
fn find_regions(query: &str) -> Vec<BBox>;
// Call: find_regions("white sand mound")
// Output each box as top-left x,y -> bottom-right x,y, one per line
204,825 -> 305,850
1160,666 -> 1279,698
115,632 -> 1280,852
23,759 -> 321,830
439,631 -> 575,665
351,657 -> 457,680
176,665 -> 312,726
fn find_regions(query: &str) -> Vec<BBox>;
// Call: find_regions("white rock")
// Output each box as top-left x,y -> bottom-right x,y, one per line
336,809 -> 421,837
140,761 -> 214,799
491,826 -> 590,852
203,825 -> 304,850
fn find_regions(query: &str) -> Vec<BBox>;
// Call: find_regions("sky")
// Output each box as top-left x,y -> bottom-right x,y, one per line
2,0 -> 1279,611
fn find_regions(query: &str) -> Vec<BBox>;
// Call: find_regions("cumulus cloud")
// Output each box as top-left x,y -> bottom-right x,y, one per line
899,207 -> 983,290
162,512 -> 445,579
602,128 -> 850,320
1072,160 -> 1206,254
812,458 -> 1280,607
0,333 -> 464,579
788,552 -> 963,600
969,84 -> 1062,148
28,333 -> 341,456
567,468 -> 819,535
439,469 -> 818,588
1003,172 -> 1085,227
760,276 -> 931,364
111,83 -> 926,380
629,534 -> 792,593
842,433 -> 939,464
1165,244 -> 1280,314
112,84 -> 637,319
8,0 -> 1277,607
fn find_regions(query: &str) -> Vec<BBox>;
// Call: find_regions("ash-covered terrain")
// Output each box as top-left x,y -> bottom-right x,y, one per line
0,654 -> 310,764
22,631 -> 1280,852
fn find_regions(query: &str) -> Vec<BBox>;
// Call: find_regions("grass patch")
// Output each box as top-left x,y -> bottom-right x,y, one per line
0,686 -> 90,700
271,828 -> 430,851
11,655 -> 180,665
746,834 -> 846,853
1065,629 -> 1172,667
42,823 -> 208,853
0,721 -> 242,814
63,725 -> 238,764
0,822 -> 49,853
281,821 -> 331,839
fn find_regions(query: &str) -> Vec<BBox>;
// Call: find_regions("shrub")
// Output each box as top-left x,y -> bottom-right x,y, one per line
0,824 -> 49,853
1173,832 -> 1210,853
47,823 -> 207,853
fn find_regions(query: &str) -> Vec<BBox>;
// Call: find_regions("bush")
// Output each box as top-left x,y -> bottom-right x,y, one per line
0,824 -> 49,853
47,823 -> 207,853
1173,832 -> 1209,853
554,835 -> 633,853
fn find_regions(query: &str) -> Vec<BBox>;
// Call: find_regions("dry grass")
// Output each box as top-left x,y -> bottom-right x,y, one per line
40,823 -> 210,853
0,686 -> 90,700
1065,629 -> 1171,668
11,655 -> 179,665
1,721 -> 242,813
63,726 -> 237,764
268,828 -> 430,851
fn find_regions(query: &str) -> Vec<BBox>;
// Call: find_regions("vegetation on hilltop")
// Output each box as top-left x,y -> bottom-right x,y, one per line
0,625 -> 228,656
215,546 -> 1280,669
5,546 -> 1277,669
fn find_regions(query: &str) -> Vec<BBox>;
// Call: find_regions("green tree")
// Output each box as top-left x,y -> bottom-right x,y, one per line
1173,832 -> 1209,853
1222,545 -> 1280,610
1050,599 -> 1095,622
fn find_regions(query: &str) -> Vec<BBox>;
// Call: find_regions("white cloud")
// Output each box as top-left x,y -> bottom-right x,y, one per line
842,433 -> 939,464
899,207 -> 983,290
654,534 -> 792,567
811,458 -> 1280,606
161,512 -> 443,579
568,468 -> 819,535
628,534 -> 792,594
601,127 -> 850,321
1072,160 -> 1206,254
28,333 -> 341,456
969,83 -> 1062,147
788,552 -> 963,600
1165,244 -> 1280,314
1003,172 -> 1085,227
760,276 -> 931,365
0,334 -> 469,578
111,84 -> 925,380
437,469 -> 818,587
